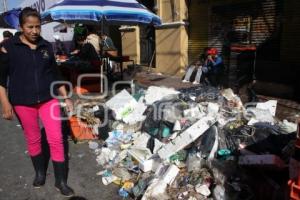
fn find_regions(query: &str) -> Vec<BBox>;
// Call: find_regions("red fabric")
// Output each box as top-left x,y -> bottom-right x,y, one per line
207,48 -> 218,55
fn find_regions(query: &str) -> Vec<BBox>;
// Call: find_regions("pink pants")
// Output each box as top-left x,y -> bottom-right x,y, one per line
14,99 -> 64,162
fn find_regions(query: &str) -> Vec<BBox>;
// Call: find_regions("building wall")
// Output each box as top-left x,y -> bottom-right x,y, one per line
156,26 -> 188,75
120,27 -> 140,68
188,1 -> 209,64
120,0 -> 189,76
155,0 -> 188,76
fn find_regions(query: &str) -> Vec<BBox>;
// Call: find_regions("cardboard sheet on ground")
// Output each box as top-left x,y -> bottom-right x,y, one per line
256,100 -> 277,116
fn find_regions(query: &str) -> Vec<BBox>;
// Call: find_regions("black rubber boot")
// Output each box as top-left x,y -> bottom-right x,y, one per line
31,154 -> 46,188
53,161 -> 74,197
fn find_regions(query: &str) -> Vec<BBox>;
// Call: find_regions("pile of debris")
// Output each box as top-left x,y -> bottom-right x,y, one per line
73,85 -> 299,199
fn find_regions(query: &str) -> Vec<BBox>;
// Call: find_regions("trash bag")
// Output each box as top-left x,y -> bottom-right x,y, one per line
142,99 -> 183,138
94,106 -> 114,140
245,132 -> 296,159
195,125 -> 218,159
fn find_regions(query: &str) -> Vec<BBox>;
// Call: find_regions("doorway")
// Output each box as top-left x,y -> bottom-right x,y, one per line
138,0 -> 156,67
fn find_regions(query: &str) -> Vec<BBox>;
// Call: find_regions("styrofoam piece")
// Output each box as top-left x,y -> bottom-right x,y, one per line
195,184 -> 211,196
132,133 -> 151,148
128,147 -> 152,162
138,157 -> 161,172
105,89 -> 137,120
128,144 -> 162,172
139,158 -> 155,172
123,101 -> 147,125
183,107 -> 203,119
158,116 -> 216,160
173,120 -> 181,131
105,89 -> 147,124
238,154 -> 286,168
161,164 -> 180,184
256,100 -> 277,116
207,103 -> 219,115
154,164 -> 180,185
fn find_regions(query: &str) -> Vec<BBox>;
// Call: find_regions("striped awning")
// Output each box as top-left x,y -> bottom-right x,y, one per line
41,0 -> 161,25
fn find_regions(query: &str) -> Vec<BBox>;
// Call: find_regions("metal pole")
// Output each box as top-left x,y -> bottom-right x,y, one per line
3,0 -> 8,12
100,18 -> 105,94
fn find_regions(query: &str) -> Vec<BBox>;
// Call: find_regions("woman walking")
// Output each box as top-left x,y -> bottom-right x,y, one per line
0,7 -> 74,197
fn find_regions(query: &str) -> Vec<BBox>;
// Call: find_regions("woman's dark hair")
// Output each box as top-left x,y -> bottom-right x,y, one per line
19,7 -> 41,26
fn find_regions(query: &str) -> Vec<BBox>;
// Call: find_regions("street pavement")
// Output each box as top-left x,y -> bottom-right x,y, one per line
0,107 -> 121,200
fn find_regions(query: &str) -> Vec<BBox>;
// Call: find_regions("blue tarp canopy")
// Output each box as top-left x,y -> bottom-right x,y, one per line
42,0 -> 161,26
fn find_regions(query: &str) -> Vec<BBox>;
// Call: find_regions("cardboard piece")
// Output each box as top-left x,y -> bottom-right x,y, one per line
256,100 -> 277,116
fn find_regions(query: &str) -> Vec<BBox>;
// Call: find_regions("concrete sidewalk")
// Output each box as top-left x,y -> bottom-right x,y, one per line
0,107 -> 121,200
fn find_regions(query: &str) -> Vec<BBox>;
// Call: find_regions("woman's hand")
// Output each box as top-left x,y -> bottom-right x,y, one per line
64,98 -> 74,113
1,101 -> 14,120
70,49 -> 80,55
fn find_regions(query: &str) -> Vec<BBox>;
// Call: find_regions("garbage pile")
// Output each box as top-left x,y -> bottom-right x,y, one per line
75,85 -> 298,199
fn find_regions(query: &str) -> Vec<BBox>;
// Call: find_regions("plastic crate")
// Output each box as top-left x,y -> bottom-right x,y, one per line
69,116 -> 97,141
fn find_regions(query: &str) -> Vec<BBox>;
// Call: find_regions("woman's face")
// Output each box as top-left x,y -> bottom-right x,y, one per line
20,16 -> 41,43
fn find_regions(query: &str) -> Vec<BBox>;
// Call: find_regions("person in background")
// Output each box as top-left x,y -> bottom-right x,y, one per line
0,7 -> 74,197
204,48 -> 224,87
70,34 -> 99,62
100,32 -> 116,53
0,30 -> 13,47
2,30 -> 13,41
182,48 -> 223,86
85,26 -> 100,55
100,32 -> 120,73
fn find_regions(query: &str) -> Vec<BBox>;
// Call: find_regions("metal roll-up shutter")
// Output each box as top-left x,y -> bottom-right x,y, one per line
281,0 -> 300,65
209,0 -> 283,88
251,0 -> 282,62
209,0 -> 282,56
188,0 -> 209,64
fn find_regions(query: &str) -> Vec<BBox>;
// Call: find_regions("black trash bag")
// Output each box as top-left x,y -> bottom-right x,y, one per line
142,99 -> 183,136
195,125 -> 218,158
225,122 -> 296,158
94,106 -> 114,140
245,132 -> 296,159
